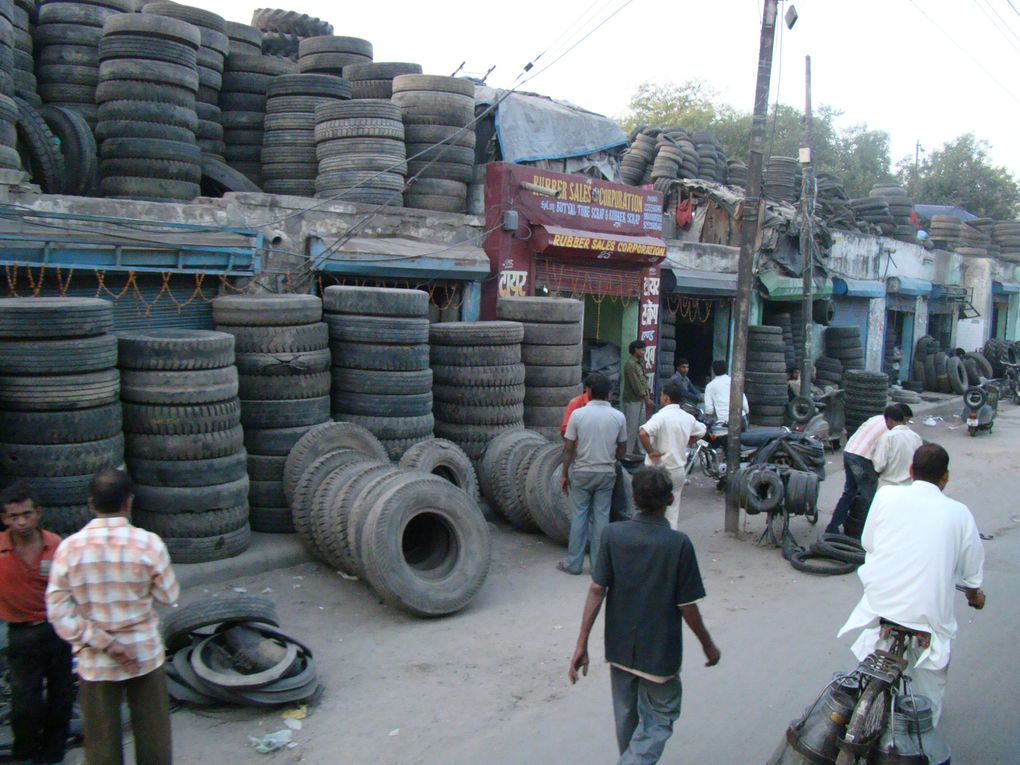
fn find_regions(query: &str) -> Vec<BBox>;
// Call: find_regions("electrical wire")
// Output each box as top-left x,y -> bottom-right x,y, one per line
1008,0 -> 1020,19
973,0 -> 1020,55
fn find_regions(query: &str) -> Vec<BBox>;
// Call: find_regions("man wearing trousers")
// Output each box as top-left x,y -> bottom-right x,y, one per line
622,340 -> 652,457
0,483 -> 74,765
559,374 -> 627,575
47,469 -> 179,765
568,467 -> 720,764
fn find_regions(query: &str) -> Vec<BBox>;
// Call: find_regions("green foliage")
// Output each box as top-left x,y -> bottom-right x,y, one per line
895,134 -> 1020,220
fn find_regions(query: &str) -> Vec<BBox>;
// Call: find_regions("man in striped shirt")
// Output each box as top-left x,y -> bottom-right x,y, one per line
46,469 -> 179,765
826,404 -> 905,535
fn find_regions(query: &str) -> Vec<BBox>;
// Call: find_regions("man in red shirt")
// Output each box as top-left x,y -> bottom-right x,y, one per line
560,376 -> 592,438
0,483 -> 74,765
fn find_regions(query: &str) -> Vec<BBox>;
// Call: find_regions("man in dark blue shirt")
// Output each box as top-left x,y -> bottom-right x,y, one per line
568,466 -> 720,764
668,358 -> 701,405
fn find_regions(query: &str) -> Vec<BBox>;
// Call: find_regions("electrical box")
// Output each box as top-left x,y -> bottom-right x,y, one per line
502,210 -> 519,232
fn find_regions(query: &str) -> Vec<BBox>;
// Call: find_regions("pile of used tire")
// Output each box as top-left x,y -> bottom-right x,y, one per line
823,326 -> 864,375
619,131 -> 656,185
786,532 -> 864,576
325,285 -> 433,459
163,595 -> 318,706
262,73 -> 351,197
226,20 -> 261,57
298,34 -> 371,76
284,422 -> 490,616
929,215 -> 961,249
142,2 -> 228,164
313,99 -> 405,204
119,329 -> 250,563
843,369 -> 888,433
40,103 -> 99,196
13,96 -> 66,193
745,324 -> 787,427
764,312 -> 796,373
869,183 -> 914,241
496,296 -> 583,441
0,93 -> 18,175
393,74 -> 476,214
764,156 -> 798,204
219,51 -> 296,187
659,307 -> 677,384
345,61 -> 421,100
213,294 -> 330,533
9,0 -> 35,108
956,220 -> 989,257
813,355 -> 843,388
0,298 -> 122,536
993,220 -> 1020,261
913,336 -> 981,394
250,7 -> 331,61
982,337 -> 1018,377
430,321 -> 525,461
95,13 -> 202,202
814,173 -> 860,232
848,196 -> 893,236
727,159 -> 747,188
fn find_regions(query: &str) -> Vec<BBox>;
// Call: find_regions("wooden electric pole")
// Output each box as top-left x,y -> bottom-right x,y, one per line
799,55 -> 814,398
725,0 -> 780,533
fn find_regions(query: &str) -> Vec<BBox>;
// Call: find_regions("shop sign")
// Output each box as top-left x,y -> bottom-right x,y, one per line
497,270 -> 529,298
639,267 -> 661,384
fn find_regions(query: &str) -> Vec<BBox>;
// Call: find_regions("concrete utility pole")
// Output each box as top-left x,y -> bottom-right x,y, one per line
799,56 -> 814,399
726,0 -> 779,533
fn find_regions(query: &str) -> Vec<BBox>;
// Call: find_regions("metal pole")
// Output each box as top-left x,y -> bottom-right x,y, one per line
725,0 -> 779,534
799,56 -> 814,399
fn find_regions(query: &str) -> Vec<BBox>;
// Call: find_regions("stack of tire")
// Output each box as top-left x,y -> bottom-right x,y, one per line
0,298 -> 122,536
298,35 -> 371,76
262,73 -> 351,197
119,329 -> 250,563
0,0 -> 14,104
848,197 -> 893,235
869,183 -> 915,241
344,62 -> 422,100
956,221 -> 990,257
993,220 -> 1020,262
40,104 -> 99,196
324,286 -> 433,460
226,21 -> 261,57
13,97 -> 67,193
219,52 -> 295,187
496,296 -> 584,441
843,370 -> 888,434
823,326 -> 865,376
929,215 -> 961,249
982,337 -> 1017,378
250,8 -> 331,61
813,356 -> 843,388
212,294 -> 330,533
478,430 -> 547,533
0,93 -> 21,176
765,156 -> 798,204
764,312 -> 796,372
727,160 -> 747,188
313,99 -> 405,204
430,321 -> 525,461
392,74 -> 476,214
33,0 -> 124,128
142,2 -> 228,163
745,325 -> 788,427
95,13 -> 202,202
283,422 -> 490,616
659,310 -> 677,384
9,0 -> 37,107
619,132 -> 656,185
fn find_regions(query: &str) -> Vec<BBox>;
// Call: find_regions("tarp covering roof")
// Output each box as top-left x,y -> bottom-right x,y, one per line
913,204 -> 977,222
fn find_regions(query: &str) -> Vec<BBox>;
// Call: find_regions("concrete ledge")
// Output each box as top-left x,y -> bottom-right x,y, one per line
174,532 -> 310,590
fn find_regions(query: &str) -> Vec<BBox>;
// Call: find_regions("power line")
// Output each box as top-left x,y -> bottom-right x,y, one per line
973,0 -> 1020,55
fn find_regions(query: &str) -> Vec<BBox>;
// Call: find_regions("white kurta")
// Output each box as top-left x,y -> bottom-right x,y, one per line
871,424 -> 924,488
703,375 -> 748,422
641,404 -> 707,528
838,481 -> 984,671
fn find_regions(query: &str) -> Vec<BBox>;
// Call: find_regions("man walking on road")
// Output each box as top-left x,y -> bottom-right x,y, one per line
838,444 -> 985,726
639,381 -> 707,529
825,404 -> 902,535
0,483 -> 75,765
568,466 -> 720,764
703,360 -> 748,424
872,404 -> 922,488
47,469 -> 180,765
559,374 -> 627,575
622,340 -> 652,457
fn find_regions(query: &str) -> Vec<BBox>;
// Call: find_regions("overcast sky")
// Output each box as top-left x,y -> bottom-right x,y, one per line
203,0 -> 1020,179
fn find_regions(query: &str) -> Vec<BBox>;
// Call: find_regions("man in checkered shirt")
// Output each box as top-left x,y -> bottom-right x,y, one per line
46,469 -> 179,765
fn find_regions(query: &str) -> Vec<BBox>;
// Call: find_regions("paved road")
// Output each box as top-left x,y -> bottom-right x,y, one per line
112,407 -> 1020,765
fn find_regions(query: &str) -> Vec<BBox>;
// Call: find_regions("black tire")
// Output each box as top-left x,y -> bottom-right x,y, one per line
290,449 -> 371,553
0,334 -> 115,375
744,468 -> 783,513
398,438 -> 479,502
430,344 -> 521,367
132,476 -> 249,513
812,534 -> 865,565
116,330 -> 234,371
434,402 -> 523,426
282,420 -> 390,504
524,365 -> 583,387
484,431 -> 546,531
162,523 -> 251,563
431,363 -> 526,387
238,371 -> 331,401
126,452 -> 247,487
520,343 -> 583,367
788,548 -> 858,576
39,104 -> 98,196
524,384 -> 582,407
162,594 -> 279,651
95,80 -> 197,109
0,405 -> 122,445
219,323 -> 327,354
248,479 -> 287,508
125,425 -> 244,461
247,454 -> 286,481
316,462 -> 400,574
432,383 -> 525,407
334,413 -> 434,441
524,443 -> 570,544
330,342 -> 429,371
965,352 -> 993,379
14,97 -> 65,192
201,155 -> 262,194
133,505 -> 247,538
332,390 -> 432,418
325,315 -> 429,345
429,321 -> 524,347
946,355 -> 968,394
330,368 -> 431,394
122,400 -> 241,436
0,434 -> 123,477
239,396 -> 331,428
360,475 -> 491,616
250,505 -> 295,533
211,294 -> 321,326
96,100 -> 198,131
0,369 -> 120,412
119,368 -> 237,405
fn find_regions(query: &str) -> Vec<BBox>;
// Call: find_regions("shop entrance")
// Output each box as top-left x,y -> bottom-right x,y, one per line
667,295 -> 717,389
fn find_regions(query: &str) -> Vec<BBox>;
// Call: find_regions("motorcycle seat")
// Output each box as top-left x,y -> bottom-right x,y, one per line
740,427 -> 788,447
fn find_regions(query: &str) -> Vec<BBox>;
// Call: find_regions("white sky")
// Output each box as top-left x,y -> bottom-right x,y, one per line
200,0 -> 1020,178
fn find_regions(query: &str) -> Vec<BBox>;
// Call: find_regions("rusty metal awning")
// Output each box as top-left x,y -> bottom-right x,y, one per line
308,235 -> 490,280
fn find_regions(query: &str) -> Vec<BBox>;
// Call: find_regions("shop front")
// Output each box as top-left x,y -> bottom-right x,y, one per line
885,276 -> 932,375
483,162 -> 666,395
991,281 -> 1018,341
660,265 -> 735,389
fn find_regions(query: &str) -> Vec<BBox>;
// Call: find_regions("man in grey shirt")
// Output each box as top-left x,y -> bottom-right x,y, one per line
559,373 -> 627,575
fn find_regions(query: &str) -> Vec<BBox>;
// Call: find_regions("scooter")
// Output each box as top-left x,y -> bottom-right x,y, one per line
962,381 -> 999,436
788,388 -> 846,451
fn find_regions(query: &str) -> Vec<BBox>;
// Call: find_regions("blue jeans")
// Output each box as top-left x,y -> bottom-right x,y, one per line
827,453 -> 877,534
564,469 -> 616,574
611,666 -> 683,764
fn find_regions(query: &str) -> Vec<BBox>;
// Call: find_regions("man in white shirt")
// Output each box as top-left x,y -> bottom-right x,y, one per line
825,404 -> 905,535
872,404 -> 923,488
702,360 -> 748,424
838,443 -> 985,726
638,381 -> 708,529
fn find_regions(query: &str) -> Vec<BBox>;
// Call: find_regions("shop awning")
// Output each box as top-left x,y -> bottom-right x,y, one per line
930,284 -> 968,300
832,276 -> 884,298
307,236 -> 490,280
757,270 -> 833,301
532,225 -> 667,264
885,276 -> 932,297
665,267 -> 737,297
993,281 -> 1020,295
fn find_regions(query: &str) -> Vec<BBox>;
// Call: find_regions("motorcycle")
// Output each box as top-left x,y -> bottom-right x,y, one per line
962,380 -> 999,436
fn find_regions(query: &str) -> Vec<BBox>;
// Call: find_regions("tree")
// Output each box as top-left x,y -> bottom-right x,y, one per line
896,134 -> 1020,220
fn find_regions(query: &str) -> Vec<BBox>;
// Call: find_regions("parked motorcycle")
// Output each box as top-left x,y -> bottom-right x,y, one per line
962,380 -> 999,436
